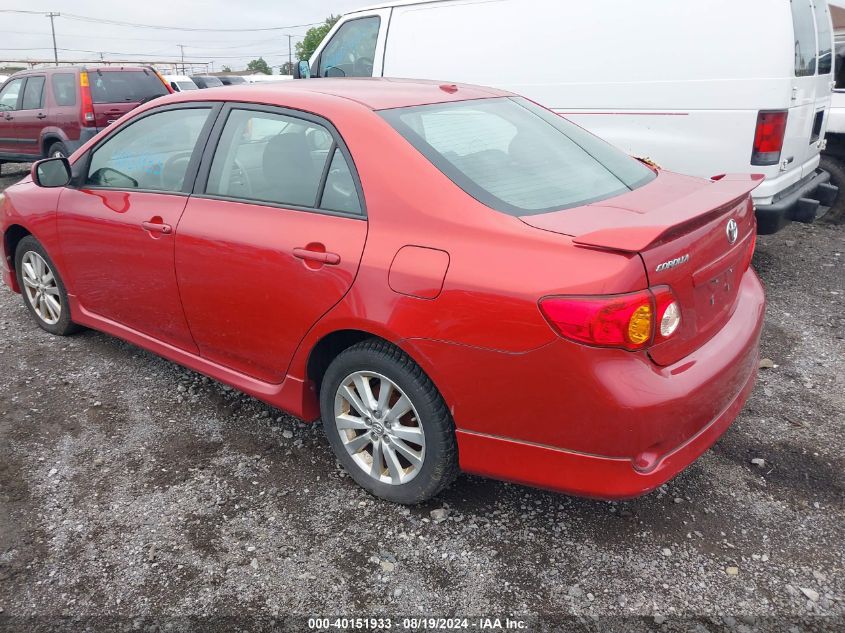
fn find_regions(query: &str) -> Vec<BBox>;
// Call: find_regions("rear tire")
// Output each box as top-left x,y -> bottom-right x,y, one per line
14,236 -> 80,336
819,156 -> 845,225
46,141 -> 69,159
320,339 -> 459,504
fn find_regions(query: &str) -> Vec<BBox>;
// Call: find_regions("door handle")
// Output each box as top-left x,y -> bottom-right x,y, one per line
141,221 -> 173,235
3,114 -> 12,121
36,113 -> 47,119
293,247 -> 341,265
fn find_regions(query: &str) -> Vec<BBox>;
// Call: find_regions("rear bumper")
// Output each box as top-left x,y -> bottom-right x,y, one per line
65,127 -> 101,155
755,169 -> 838,234
432,270 -> 765,499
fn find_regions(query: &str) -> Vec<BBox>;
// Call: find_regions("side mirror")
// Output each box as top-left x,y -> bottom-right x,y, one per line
294,60 -> 312,80
32,157 -> 71,188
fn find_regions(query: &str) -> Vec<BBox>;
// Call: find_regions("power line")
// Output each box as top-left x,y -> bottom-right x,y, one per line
60,12 -> 320,32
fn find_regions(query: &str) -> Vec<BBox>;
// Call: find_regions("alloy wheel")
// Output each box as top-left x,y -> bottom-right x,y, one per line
21,251 -> 61,325
334,371 -> 426,485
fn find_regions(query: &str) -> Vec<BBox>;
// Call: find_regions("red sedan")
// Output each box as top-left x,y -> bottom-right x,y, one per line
0,79 -> 765,504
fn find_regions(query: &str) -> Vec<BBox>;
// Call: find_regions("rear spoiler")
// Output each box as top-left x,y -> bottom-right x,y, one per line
573,174 -> 763,253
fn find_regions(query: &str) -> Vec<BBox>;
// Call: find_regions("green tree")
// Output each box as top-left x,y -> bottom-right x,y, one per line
295,15 -> 340,62
221,65 -> 232,73
247,57 -> 272,75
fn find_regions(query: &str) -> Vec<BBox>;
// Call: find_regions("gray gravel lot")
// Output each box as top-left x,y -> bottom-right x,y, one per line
0,162 -> 843,632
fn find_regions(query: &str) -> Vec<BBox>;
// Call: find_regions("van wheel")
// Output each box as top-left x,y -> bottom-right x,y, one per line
14,236 -> 80,336
819,156 -> 845,224
47,141 -> 69,159
320,339 -> 459,504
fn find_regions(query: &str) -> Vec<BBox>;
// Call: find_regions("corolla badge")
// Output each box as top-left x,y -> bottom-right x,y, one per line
726,219 -> 739,245
655,254 -> 690,272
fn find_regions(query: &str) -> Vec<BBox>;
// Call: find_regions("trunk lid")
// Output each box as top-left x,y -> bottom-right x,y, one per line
520,171 -> 762,365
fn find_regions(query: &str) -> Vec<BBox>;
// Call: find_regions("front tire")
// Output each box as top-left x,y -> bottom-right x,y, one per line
14,236 -> 79,336
320,339 -> 459,504
819,156 -> 845,225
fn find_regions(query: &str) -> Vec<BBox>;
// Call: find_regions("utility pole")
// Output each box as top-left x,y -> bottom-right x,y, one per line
46,12 -> 60,66
287,34 -> 293,75
178,45 -> 185,74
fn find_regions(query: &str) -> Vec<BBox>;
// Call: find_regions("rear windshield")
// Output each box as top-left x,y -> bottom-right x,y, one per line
176,82 -> 198,91
89,70 -> 168,104
380,97 -> 656,216
195,76 -> 224,88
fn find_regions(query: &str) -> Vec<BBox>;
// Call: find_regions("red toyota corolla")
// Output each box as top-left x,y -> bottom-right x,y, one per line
0,79 -> 765,504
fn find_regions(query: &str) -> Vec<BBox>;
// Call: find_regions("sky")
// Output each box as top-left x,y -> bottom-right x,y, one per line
0,0 -> 367,72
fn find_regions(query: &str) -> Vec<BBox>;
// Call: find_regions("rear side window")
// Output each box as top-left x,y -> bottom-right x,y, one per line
814,0 -> 833,75
792,0 -> 817,77
52,73 -> 77,106
0,78 -> 23,111
318,16 -> 380,78
206,108 -> 362,214
21,76 -> 45,110
381,97 -> 656,216
89,70 -> 168,104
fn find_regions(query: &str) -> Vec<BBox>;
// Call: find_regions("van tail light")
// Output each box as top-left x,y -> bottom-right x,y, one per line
751,110 -> 787,166
539,287 -> 680,351
79,72 -> 96,127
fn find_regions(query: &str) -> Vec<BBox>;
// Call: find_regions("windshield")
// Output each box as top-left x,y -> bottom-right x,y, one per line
89,70 -> 169,104
380,97 -> 656,216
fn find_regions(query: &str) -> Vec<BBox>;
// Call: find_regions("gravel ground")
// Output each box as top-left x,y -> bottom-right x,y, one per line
0,162 -> 843,632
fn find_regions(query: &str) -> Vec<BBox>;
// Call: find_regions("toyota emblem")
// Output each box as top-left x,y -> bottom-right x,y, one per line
726,219 -> 739,245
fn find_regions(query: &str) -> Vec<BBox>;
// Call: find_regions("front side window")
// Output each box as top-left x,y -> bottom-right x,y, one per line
86,108 -> 211,192
814,0 -> 833,75
0,78 -> 23,111
21,76 -> 45,110
206,108 -> 361,214
52,73 -> 77,106
381,97 -> 656,216
318,16 -> 380,78
792,0 -> 817,76
89,70 -> 169,104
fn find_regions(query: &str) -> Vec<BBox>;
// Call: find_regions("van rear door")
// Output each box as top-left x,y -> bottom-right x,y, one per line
782,0 -> 833,179
811,0 -> 835,167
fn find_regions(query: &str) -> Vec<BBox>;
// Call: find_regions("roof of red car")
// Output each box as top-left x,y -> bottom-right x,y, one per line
187,78 -> 513,111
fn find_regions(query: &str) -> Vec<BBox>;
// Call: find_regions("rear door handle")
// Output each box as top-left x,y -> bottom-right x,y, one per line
142,221 -> 173,234
36,113 -> 47,119
293,247 -> 341,265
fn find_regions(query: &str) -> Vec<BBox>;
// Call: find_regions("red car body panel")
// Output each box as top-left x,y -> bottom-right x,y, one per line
0,79 -> 766,499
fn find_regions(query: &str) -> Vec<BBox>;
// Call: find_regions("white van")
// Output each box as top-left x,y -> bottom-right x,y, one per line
299,0 -> 838,234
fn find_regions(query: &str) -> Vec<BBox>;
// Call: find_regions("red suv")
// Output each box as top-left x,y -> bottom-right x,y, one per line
0,66 -> 171,170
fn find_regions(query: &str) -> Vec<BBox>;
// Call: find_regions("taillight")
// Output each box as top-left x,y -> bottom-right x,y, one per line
79,71 -> 96,127
539,286 -> 680,351
751,110 -> 787,166
154,69 -> 174,94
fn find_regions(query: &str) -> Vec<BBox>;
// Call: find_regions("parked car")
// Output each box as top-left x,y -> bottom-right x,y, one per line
0,66 -> 171,169
818,40 -> 845,223
163,75 -> 199,92
217,75 -> 247,86
1,79 -> 765,504
298,0 -> 838,235
242,74 -> 293,83
190,75 -> 224,89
